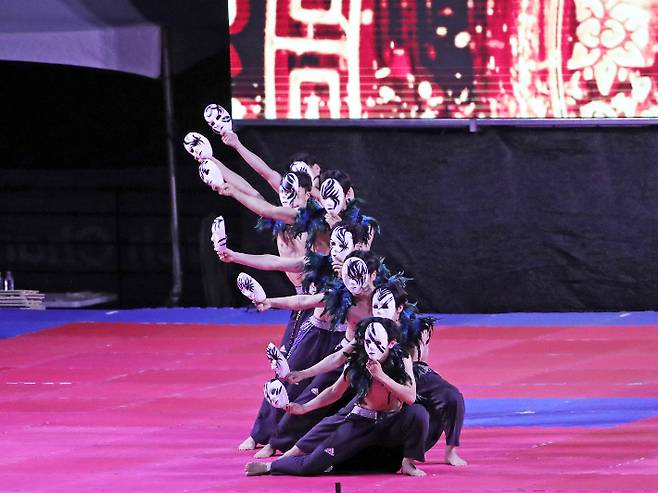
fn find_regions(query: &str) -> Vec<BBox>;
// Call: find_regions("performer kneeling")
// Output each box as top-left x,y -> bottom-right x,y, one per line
245,317 -> 429,477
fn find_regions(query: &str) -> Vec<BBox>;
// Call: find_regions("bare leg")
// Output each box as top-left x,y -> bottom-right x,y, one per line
444,445 -> 467,466
254,443 -> 276,458
401,458 -> 426,477
245,461 -> 272,476
238,436 -> 256,451
280,445 -> 304,459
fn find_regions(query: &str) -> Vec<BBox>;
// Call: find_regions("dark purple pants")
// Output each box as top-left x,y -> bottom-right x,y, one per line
269,368 -> 354,452
270,403 -> 429,476
415,362 -> 465,449
250,314 -> 344,445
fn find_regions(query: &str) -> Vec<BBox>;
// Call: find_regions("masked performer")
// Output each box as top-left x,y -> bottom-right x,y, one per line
245,317 -> 429,477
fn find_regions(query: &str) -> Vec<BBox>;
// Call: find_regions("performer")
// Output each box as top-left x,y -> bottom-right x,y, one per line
245,317 -> 429,477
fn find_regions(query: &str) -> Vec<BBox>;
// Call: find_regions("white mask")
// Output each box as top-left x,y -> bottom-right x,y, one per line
266,343 -> 290,378
320,178 -> 345,215
330,227 -> 355,263
372,288 -> 397,320
183,132 -> 213,161
237,272 -> 266,303
211,216 -> 227,254
341,257 -> 369,295
279,172 -> 300,208
263,379 -> 289,408
364,321 -> 390,361
198,159 -> 224,189
204,103 -> 232,134
289,160 -> 314,182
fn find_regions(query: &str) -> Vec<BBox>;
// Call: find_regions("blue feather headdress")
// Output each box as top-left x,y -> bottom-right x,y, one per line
291,199 -> 329,250
255,217 -> 288,238
341,199 -> 380,237
321,279 -> 355,326
302,251 -> 335,294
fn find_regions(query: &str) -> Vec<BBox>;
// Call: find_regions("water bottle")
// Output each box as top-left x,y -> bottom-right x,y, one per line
4,271 -> 14,290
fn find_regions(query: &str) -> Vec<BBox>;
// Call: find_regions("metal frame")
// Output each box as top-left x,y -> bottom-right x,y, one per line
236,118 -> 658,132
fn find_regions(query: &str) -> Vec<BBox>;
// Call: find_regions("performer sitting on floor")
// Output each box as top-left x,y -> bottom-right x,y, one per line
245,317 -> 429,477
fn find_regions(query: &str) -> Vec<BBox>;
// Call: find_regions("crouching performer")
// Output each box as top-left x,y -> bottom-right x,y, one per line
245,317 -> 429,477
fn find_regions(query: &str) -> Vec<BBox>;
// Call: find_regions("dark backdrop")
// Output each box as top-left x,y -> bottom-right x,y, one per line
2,59 -> 658,311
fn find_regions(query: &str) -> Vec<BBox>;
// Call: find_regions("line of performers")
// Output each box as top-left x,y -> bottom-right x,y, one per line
183,104 -> 466,477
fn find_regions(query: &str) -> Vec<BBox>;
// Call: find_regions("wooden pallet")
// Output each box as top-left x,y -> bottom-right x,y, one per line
0,290 -> 45,309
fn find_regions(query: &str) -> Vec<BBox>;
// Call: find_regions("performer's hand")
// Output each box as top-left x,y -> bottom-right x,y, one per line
254,300 -> 272,312
216,247 -> 234,263
325,212 -> 341,228
220,129 -> 239,148
284,402 -> 306,415
366,358 -> 385,381
284,370 -> 306,385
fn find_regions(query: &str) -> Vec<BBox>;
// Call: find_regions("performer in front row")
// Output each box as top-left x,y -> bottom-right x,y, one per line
245,317 -> 429,477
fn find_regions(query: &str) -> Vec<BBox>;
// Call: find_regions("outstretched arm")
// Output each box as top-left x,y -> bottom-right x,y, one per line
221,130 -> 282,193
218,183 -> 298,223
258,293 -> 324,311
206,156 -> 262,199
218,248 -> 305,273
285,372 -> 350,414
285,340 -> 353,383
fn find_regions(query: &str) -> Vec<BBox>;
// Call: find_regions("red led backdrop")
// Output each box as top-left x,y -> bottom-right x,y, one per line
229,0 -> 658,120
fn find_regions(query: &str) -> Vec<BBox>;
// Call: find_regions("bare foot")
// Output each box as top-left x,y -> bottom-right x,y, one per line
238,436 -> 256,451
445,446 -> 467,466
401,458 -> 426,477
254,443 -> 276,458
245,461 -> 271,476
280,445 -> 304,459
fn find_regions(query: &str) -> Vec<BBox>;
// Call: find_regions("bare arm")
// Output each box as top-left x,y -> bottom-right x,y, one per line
206,156 -> 262,199
286,341 -> 353,383
221,130 -> 282,192
265,293 -> 325,311
367,356 -> 417,405
219,249 -> 304,273
286,372 -> 350,414
219,184 -> 298,223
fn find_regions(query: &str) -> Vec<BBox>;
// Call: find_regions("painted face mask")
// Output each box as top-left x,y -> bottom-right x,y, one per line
263,379 -> 289,409
198,159 -> 224,189
330,226 -> 355,263
183,132 -> 213,161
364,321 -> 390,361
320,178 -> 345,215
266,343 -> 290,378
289,160 -> 315,184
371,287 -> 397,320
341,257 -> 369,295
204,103 -> 232,134
278,172 -> 300,208
237,272 -> 266,303
211,216 -> 227,254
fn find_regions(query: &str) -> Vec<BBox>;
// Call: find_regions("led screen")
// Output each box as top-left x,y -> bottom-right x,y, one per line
229,0 -> 658,119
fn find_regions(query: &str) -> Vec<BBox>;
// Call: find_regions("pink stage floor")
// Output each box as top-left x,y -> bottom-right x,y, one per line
2,319 -> 658,492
